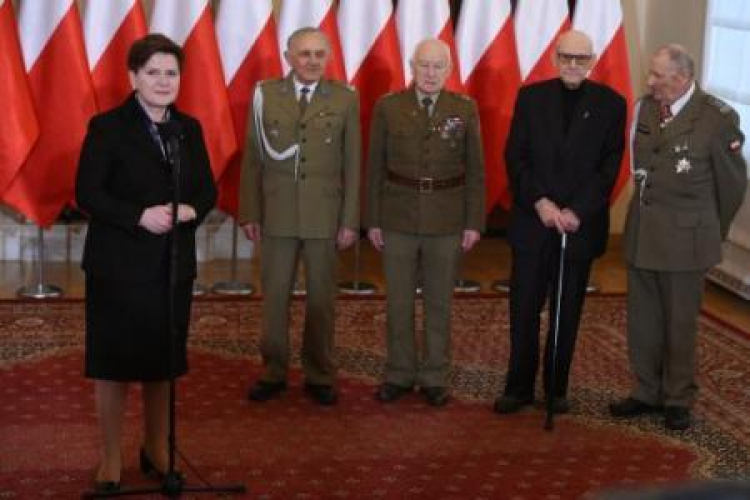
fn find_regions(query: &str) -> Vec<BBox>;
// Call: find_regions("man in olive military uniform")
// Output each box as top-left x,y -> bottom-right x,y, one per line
610,44 -> 746,430
238,27 -> 360,406
366,39 -> 485,407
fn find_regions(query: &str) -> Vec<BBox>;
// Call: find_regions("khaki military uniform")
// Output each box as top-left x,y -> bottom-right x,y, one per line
623,86 -> 746,407
366,87 -> 485,388
238,75 -> 360,385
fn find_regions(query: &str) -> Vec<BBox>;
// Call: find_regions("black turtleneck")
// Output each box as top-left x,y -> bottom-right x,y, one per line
560,79 -> 586,133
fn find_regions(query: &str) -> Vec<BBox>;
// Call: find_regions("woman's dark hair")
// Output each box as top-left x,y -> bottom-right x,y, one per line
127,33 -> 184,72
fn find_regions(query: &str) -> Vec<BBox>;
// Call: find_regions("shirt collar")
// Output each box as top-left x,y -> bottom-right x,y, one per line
669,80 -> 695,117
293,77 -> 319,100
415,88 -> 440,108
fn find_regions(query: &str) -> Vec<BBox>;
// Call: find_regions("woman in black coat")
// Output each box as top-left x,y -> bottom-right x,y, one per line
76,34 -> 216,492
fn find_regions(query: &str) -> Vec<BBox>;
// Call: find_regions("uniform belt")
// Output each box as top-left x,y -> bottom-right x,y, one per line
386,170 -> 465,193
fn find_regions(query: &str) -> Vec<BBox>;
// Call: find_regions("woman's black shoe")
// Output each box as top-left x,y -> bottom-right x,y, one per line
139,448 -> 184,482
93,480 -> 121,493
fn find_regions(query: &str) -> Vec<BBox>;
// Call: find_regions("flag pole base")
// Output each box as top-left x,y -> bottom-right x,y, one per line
454,279 -> 481,293
338,281 -> 376,295
17,284 -> 63,299
212,281 -> 255,296
491,279 -> 511,293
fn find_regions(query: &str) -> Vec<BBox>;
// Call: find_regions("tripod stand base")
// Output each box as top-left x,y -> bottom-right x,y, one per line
491,279 -> 510,293
338,280 -> 376,295
17,284 -> 63,299
212,281 -> 255,296
454,279 -> 480,293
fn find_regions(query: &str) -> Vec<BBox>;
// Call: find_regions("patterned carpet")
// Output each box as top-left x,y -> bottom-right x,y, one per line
0,295 -> 747,499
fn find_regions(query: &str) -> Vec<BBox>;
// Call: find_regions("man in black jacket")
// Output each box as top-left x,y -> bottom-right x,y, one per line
495,30 -> 627,414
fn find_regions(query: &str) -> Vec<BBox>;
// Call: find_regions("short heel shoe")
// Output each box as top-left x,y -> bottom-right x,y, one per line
140,448 -> 183,482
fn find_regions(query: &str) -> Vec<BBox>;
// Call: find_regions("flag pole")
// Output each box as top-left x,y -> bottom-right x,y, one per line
17,225 -> 63,298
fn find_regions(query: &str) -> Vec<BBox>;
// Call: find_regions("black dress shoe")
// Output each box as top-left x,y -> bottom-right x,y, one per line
420,387 -> 449,407
609,397 -> 662,417
544,397 -> 570,414
247,380 -> 287,402
93,480 -> 121,493
375,382 -> 412,402
493,395 -> 534,414
664,406 -> 691,431
139,448 -> 184,482
304,383 -> 338,405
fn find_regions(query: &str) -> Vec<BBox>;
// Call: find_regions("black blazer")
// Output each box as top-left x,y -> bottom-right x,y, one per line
76,94 -> 216,282
505,79 -> 626,259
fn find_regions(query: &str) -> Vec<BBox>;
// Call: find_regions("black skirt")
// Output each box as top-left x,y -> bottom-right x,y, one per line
84,275 -> 193,381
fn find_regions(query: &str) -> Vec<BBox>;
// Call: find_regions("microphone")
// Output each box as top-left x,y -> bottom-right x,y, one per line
156,120 -> 184,165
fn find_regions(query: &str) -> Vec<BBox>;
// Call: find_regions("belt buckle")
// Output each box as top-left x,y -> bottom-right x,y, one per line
419,177 -> 433,193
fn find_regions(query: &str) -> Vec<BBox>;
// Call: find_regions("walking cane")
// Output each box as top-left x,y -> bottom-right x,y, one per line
544,231 -> 567,431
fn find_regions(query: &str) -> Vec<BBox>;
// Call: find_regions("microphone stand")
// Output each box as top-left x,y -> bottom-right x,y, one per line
82,125 -> 245,499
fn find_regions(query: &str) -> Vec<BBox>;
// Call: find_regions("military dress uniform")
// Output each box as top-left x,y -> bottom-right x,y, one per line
366,87 -> 485,390
623,85 -> 746,408
238,75 -> 360,386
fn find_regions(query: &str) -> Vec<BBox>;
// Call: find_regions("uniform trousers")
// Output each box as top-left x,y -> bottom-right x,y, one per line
504,240 -> 592,400
382,230 -> 461,388
626,266 -> 704,407
259,235 -> 337,385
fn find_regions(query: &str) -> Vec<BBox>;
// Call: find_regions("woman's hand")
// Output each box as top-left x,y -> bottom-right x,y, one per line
139,205 -> 173,234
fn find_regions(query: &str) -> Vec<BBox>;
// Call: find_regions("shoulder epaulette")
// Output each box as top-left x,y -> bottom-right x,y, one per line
329,80 -> 356,92
707,94 -> 734,115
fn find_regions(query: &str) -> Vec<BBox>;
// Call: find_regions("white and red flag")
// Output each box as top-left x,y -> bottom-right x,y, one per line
215,0 -> 282,217
457,0 -> 521,211
3,0 -> 96,227
395,0 -> 463,91
338,0 -> 404,166
83,0 -> 147,111
150,0 -> 237,180
573,0 -> 633,203
0,0 -> 38,196
277,0 -> 346,81
515,0 -> 570,83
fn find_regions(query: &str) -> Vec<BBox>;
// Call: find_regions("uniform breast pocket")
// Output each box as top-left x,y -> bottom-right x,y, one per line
312,112 -> 344,131
262,114 -> 295,149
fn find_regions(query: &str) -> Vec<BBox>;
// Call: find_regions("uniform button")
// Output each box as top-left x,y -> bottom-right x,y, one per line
645,182 -> 652,188
301,157 -> 306,162
643,200 -> 650,206
301,138 -> 307,143
300,173 -> 306,180
300,124 -> 306,130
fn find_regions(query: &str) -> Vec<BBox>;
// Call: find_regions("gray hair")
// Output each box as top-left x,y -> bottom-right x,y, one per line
286,27 -> 329,51
656,43 -> 695,78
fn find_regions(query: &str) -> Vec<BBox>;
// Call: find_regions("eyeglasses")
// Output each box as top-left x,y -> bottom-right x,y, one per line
557,52 -> 594,65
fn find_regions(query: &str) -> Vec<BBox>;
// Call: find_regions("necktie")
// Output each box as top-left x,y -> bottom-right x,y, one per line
422,96 -> 434,117
299,86 -> 310,114
659,103 -> 673,126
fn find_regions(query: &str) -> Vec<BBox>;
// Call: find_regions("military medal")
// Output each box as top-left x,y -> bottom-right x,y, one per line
675,157 -> 691,174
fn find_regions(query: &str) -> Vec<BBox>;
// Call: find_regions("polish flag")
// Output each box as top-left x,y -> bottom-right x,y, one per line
573,0 -> 633,203
0,0 -> 38,196
277,0 -> 346,81
457,0 -> 521,211
3,0 -> 96,227
515,0 -> 570,83
395,0 -> 463,91
338,0 -> 404,170
83,0 -> 147,111
150,0 -> 237,180
215,0 -> 282,217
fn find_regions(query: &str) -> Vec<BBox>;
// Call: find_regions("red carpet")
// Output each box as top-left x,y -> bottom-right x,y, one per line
0,295 -> 747,499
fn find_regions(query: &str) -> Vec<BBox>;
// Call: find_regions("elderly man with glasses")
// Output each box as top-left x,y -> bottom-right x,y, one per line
494,30 -> 627,415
